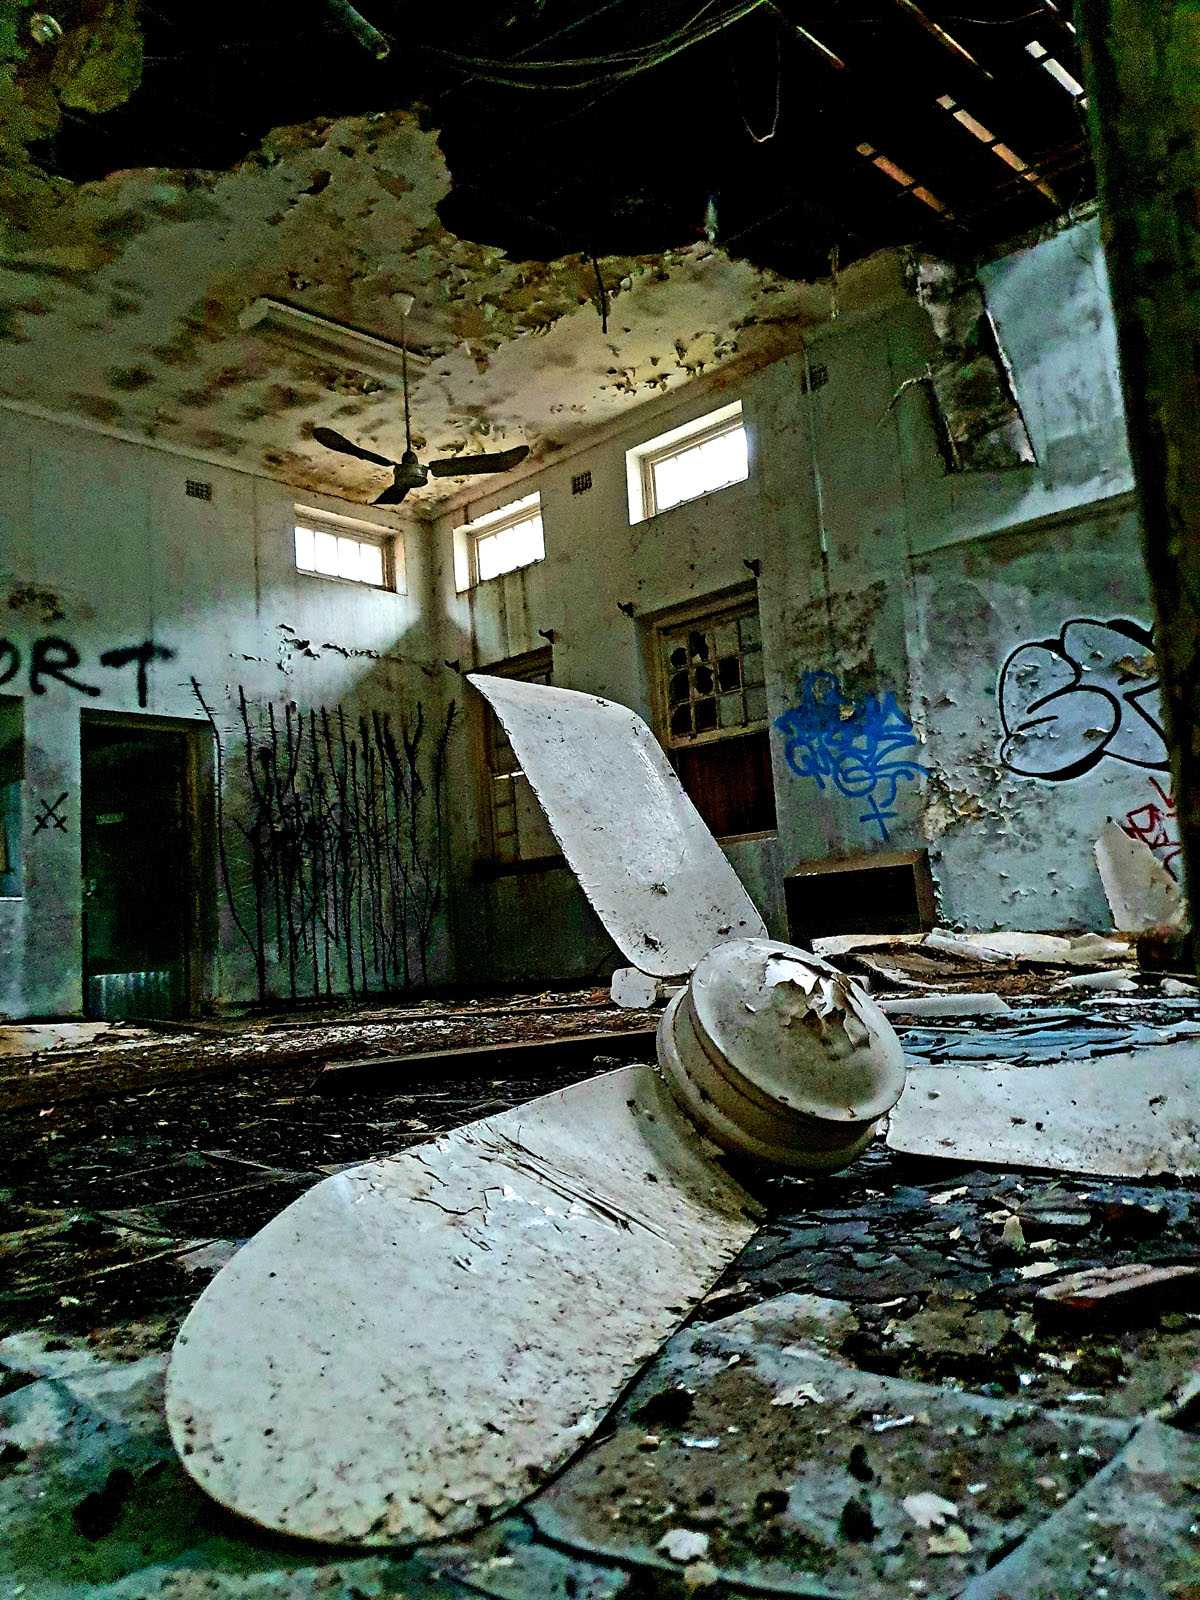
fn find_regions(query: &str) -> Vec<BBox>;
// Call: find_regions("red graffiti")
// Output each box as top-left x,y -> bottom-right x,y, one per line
1123,777 -> 1181,880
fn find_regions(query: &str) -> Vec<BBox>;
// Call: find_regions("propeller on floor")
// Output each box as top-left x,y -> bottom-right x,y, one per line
313,427 -> 529,505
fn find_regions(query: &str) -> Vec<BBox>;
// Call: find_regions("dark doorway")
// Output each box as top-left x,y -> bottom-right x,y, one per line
81,717 -> 207,1020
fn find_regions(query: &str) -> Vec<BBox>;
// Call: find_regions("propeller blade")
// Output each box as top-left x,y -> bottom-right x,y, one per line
373,477 -> 411,506
427,445 -> 530,477
313,427 -> 395,468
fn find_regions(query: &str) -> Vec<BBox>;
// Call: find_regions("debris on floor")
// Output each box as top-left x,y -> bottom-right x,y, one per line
5,968 -> 1200,1592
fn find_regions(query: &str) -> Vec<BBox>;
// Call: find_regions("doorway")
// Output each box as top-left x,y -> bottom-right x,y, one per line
81,715 -> 209,1020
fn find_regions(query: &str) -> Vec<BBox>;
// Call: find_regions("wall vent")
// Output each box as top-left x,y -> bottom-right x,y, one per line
800,364 -> 829,394
784,848 -> 936,942
186,479 -> 213,501
571,470 -> 593,495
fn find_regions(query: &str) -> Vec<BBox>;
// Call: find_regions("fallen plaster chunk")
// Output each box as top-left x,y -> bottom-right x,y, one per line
901,1492 -> 959,1528
927,928 -> 1131,967
610,966 -> 669,1009
878,992 -> 1012,1018
167,1066 -> 759,1545
1034,1262 -> 1200,1321
1056,966 -> 1141,992
886,1043 -> 1200,1177
1095,821 -> 1187,933
657,1529 -> 710,1563
469,675 -> 765,975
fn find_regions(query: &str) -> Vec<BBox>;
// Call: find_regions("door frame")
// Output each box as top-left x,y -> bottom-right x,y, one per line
80,710 -> 216,1018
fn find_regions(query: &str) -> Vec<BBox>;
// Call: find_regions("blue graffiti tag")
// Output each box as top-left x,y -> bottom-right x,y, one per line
774,670 -> 928,842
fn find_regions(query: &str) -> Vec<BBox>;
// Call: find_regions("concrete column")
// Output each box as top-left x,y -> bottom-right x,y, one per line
1077,2 -> 1200,943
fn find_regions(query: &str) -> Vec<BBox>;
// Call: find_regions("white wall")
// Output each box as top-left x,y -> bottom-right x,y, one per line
431,216 -> 1157,974
0,410 -> 449,1016
0,215 -> 1160,1011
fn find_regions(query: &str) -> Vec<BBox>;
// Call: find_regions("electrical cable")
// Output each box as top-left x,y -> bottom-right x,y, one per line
422,0 -> 769,92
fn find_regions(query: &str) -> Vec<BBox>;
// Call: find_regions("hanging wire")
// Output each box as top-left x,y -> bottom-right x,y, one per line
731,26 -> 781,142
422,0 -> 770,91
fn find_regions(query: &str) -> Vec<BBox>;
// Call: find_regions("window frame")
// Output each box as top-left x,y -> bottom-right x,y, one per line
473,646 -> 563,872
650,588 -> 769,754
626,400 -> 748,524
645,585 -> 776,842
292,504 -> 403,593
453,493 -> 545,593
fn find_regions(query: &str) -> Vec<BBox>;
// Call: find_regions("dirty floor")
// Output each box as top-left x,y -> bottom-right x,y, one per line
3,985 -> 1200,1597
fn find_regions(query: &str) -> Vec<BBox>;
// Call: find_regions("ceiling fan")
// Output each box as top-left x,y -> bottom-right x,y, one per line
312,312 -> 528,504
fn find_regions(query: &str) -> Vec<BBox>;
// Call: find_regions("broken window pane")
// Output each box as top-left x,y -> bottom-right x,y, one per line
694,698 -> 718,733
717,656 -> 741,692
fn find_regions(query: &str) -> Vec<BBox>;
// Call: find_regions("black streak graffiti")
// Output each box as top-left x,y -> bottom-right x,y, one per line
0,636 -> 174,704
192,681 -> 456,1003
99,642 -> 175,708
997,617 -> 1168,781
33,792 -> 68,834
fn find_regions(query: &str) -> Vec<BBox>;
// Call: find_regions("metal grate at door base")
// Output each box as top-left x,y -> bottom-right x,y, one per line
88,969 -> 174,1020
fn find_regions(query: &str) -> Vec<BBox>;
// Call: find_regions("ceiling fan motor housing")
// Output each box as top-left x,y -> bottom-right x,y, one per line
658,938 -> 907,1173
395,450 -> 428,489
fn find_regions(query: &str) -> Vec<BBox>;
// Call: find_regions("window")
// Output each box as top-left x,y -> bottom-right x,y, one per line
478,648 -> 560,867
0,697 -> 23,897
293,506 -> 401,591
454,494 -> 545,592
650,593 -> 775,839
626,401 -> 748,523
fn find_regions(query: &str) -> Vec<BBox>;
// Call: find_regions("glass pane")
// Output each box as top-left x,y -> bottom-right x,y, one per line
688,631 -> 709,661
714,622 -> 739,656
475,514 -> 544,583
717,656 -> 740,691
743,647 -> 765,687
667,642 -> 688,669
475,532 -> 502,582
313,529 -> 339,575
358,541 -> 384,587
670,704 -> 693,738
694,698 -> 717,733
739,611 -> 761,650
650,424 -> 748,512
718,692 -> 743,728
294,525 -> 315,571
745,685 -> 767,723
336,536 -> 361,581
669,671 -> 690,706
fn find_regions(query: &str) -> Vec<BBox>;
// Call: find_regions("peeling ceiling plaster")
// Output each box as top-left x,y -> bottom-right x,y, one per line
0,109 -> 901,508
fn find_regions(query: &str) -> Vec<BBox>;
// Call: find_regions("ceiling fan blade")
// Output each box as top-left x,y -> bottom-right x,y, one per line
373,477 -> 411,506
313,427 -> 395,468
427,445 -> 530,477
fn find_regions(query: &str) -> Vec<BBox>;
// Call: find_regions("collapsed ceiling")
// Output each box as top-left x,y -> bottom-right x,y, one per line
0,1 -> 1092,507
